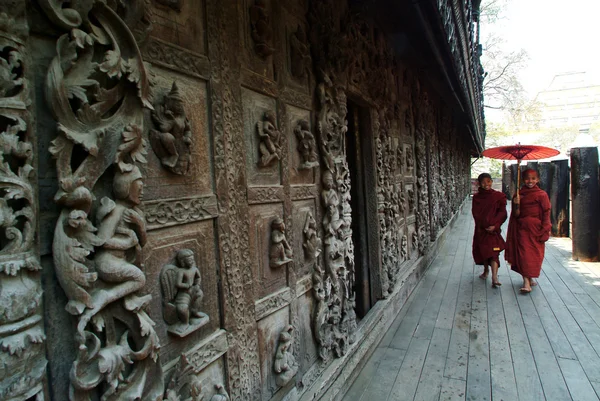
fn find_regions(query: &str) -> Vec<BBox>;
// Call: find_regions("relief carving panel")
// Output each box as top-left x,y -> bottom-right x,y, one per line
242,88 -> 280,186
143,221 -> 220,365
145,73 -> 212,201
249,204 -> 288,299
288,105 -> 317,186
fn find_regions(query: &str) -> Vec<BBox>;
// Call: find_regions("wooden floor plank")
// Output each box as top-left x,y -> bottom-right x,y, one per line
557,357 -> 600,401
388,338 -> 430,401
359,347 -> 406,401
514,276 -> 572,401
529,282 -> 577,360
536,272 -> 600,384
486,263 -> 519,401
343,347 -> 386,401
466,270 -> 491,401
412,328 -> 452,401
439,377 -> 466,401
502,268 -> 545,401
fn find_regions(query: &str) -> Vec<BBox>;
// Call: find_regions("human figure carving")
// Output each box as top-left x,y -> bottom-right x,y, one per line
249,0 -> 274,58
270,217 -> 293,268
257,110 -> 282,167
72,167 -> 150,333
294,119 -> 319,169
274,325 -> 298,387
322,171 -> 343,239
303,212 -> 322,260
406,145 -> 414,169
150,82 -> 193,175
290,24 -> 311,78
160,248 -> 209,336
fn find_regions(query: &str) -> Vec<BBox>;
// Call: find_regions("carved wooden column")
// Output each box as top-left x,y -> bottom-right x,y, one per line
208,1 -> 262,399
570,147 -> 599,262
0,4 -> 48,400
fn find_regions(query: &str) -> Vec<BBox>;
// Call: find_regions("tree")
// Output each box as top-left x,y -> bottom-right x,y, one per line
479,0 -> 540,129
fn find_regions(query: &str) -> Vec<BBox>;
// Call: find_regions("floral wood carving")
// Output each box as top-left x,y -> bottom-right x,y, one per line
290,24 -> 311,79
43,2 -> 162,399
273,325 -> 298,387
257,110 -> 282,167
0,7 -> 47,398
294,119 -> 319,169
270,217 -> 293,268
145,195 -> 218,230
160,249 -> 209,337
165,353 -> 230,401
249,0 -> 274,58
150,81 -> 193,175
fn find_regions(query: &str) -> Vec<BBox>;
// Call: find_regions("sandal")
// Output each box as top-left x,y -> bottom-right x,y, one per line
492,281 -> 502,288
520,287 -> 532,293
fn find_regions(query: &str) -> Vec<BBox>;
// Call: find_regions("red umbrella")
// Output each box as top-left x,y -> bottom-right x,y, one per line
481,144 -> 560,197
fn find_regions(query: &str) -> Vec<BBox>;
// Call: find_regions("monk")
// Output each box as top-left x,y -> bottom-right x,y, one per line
472,173 -> 507,288
505,169 -> 551,293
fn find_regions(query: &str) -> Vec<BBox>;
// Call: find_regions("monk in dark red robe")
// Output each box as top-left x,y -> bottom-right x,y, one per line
505,169 -> 551,293
472,173 -> 507,287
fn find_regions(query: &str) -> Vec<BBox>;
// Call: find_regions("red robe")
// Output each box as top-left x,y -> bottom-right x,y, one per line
505,185 -> 551,278
472,188 -> 508,265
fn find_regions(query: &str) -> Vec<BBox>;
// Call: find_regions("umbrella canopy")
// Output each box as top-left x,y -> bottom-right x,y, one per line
482,144 -> 560,162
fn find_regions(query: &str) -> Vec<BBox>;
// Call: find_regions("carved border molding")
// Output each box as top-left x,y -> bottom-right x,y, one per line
254,287 -> 291,321
406,215 -> 416,225
143,37 -> 211,79
145,195 -> 218,230
168,329 -> 229,374
291,185 -> 317,200
241,68 -> 278,98
247,186 -> 285,204
295,275 -> 312,297
281,88 -> 312,111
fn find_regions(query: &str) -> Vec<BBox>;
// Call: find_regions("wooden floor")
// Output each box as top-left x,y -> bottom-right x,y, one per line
344,200 -> 600,401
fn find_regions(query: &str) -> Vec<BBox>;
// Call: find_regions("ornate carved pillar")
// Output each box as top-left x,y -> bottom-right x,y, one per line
0,3 -> 48,400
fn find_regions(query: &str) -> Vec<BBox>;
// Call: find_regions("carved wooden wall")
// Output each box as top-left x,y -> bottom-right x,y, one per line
1,0 -> 475,400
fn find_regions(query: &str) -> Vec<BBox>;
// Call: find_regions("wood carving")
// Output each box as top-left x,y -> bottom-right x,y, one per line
155,0 -> 184,12
273,325 -> 298,387
165,353 -> 229,401
160,249 -> 209,337
290,24 -> 311,79
270,217 -> 293,268
303,211 -> 322,261
0,5 -> 47,399
257,110 -> 282,167
249,0 -> 274,58
150,81 -> 193,175
43,2 -> 162,399
294,119 -> 319,169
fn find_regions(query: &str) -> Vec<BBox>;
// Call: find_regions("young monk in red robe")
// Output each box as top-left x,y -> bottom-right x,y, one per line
505,169 -> 551,293
472,173 -> 507,287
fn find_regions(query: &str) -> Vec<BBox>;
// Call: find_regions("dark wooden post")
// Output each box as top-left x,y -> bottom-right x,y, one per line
537,162 -> 554,194
550,159 -> 569,237
502,161 -> 511,199
570,147 -> 599,261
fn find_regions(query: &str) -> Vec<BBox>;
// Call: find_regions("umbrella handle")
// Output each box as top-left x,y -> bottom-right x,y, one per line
516,160 -> 521,202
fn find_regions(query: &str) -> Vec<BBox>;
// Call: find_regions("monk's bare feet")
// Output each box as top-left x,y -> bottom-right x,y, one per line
520,278 -> 532,293
530,279 -> 538,286
479,268 -> 489,280
492,275 -> 501,288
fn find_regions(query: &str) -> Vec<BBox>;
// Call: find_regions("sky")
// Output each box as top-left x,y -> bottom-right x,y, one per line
481,0 -> 600,98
